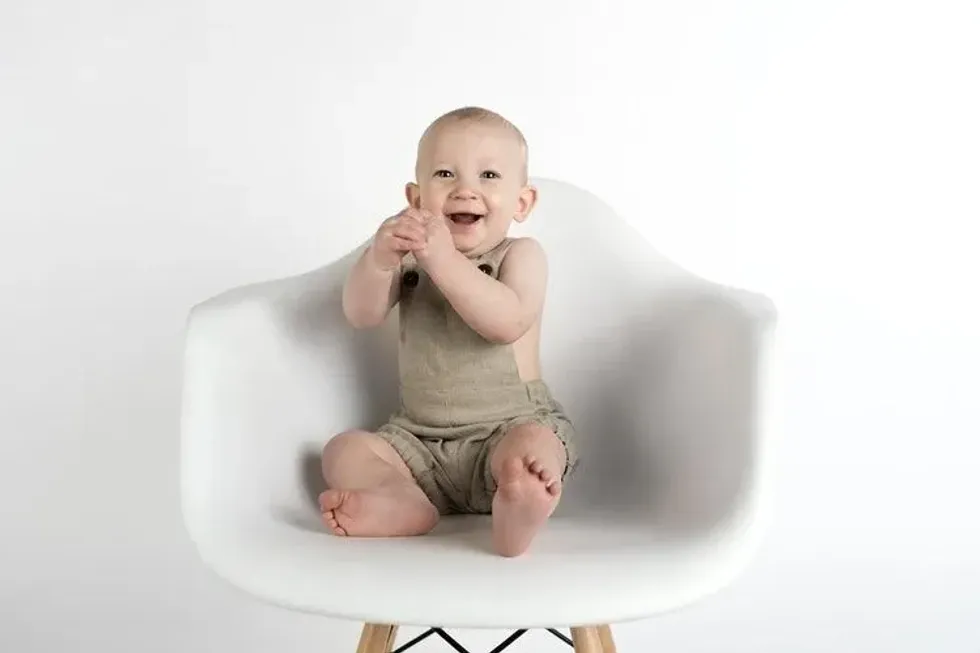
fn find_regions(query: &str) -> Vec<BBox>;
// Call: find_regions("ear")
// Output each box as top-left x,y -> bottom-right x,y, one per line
513,184 -> 538,223
405,182 -> 422,210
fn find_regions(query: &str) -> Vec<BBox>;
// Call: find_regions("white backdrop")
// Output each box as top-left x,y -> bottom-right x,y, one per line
2,1 -> 978,651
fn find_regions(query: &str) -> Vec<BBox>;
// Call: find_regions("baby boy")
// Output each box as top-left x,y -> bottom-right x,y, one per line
318,107 -> 578,557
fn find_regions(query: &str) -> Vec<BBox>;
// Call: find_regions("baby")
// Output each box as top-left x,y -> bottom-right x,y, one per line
318,107 -> 578,557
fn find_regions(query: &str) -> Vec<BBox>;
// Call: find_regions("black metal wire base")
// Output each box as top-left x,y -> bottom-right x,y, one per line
391,627 -> 574,653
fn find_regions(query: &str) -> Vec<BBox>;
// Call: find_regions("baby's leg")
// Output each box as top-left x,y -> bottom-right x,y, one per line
319,430 -> 438,537
489,424 -> 567,557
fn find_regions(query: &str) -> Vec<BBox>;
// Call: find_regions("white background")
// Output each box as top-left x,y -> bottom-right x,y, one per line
2,0 -> 978,651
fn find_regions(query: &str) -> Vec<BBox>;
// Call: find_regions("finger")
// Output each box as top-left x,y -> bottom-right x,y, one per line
409,208 -> 434,223
387,207 -> 421,227
389,235 -> 423,251
392,222 -> 426,240
397,215 -> 428,238
387,219 -> 425,237
403,208 -> 427,224
389,231 -> 425,250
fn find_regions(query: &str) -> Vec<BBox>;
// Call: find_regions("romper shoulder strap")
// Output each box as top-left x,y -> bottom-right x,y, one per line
474,237 -> 516,279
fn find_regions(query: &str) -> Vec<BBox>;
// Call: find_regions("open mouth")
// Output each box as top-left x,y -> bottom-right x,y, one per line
448,213 -> 484,225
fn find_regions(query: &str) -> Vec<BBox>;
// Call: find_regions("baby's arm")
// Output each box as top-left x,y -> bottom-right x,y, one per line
341,248 -> 402,328
424,237 -> 547,344
342,210 -> 427,328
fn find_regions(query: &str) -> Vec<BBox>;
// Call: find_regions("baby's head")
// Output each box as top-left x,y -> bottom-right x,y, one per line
406,107 -> 537,257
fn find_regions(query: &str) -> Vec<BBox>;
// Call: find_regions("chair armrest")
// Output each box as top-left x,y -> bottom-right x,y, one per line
608,278 -> 778,537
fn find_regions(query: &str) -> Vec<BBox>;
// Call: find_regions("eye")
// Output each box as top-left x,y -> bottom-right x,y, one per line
434,169 -> 453,178
481,170 -> 501,179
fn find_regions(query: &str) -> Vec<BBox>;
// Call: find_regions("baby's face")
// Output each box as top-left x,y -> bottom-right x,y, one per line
408,121 -> 535,257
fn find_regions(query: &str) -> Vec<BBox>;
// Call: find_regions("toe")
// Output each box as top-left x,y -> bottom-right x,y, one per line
319,489 -> 343,511
323,510 -> 348,536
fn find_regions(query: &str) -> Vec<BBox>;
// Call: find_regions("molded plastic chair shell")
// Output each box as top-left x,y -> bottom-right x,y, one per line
180,179 -> 778,628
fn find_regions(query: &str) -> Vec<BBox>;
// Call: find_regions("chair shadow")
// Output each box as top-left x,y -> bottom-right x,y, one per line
622,283 -> 764,533
558,280 -> 764,529
270,247 -> 400,516
300,446 -> 327,508
282,246 -> 400,423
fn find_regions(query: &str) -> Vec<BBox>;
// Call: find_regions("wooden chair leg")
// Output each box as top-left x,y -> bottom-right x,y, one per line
356,623 -> 398,653
570,626 -> 604,653
382,625 -> 398,653
597,625 -> 616,653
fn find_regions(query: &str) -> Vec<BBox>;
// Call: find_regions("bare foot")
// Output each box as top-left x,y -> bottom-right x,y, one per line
492,455 -> 561,557
318,482 -> 438,537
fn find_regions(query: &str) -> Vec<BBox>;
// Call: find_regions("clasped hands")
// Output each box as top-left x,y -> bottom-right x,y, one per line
368,207 -> 457,273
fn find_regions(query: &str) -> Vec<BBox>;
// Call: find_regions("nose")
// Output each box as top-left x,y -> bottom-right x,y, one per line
449,180 -> 479,200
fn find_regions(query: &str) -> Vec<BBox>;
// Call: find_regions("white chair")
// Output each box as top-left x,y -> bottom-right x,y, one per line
180,179 -> 778,653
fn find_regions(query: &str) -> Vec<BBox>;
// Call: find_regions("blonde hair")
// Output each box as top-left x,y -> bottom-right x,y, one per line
417,106 -> 529,180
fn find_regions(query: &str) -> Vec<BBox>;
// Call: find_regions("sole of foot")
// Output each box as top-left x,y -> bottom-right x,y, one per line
318,484 -> 438,537
491,455 -> 561,557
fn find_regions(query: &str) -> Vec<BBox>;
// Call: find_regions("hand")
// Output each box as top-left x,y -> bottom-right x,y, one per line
413,209 -> 457,269
367,208 -> 427,271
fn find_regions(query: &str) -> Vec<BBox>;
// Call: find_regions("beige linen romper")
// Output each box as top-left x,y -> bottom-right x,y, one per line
376,237 -> 578,515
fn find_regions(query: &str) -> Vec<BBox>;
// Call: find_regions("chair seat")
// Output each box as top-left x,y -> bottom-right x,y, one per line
194,508 -> 760,628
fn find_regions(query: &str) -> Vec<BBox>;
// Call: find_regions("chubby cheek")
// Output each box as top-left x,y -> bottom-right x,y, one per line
482,191 -> 504,216
490,196 -> 518,221
420,187 -> 448,213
